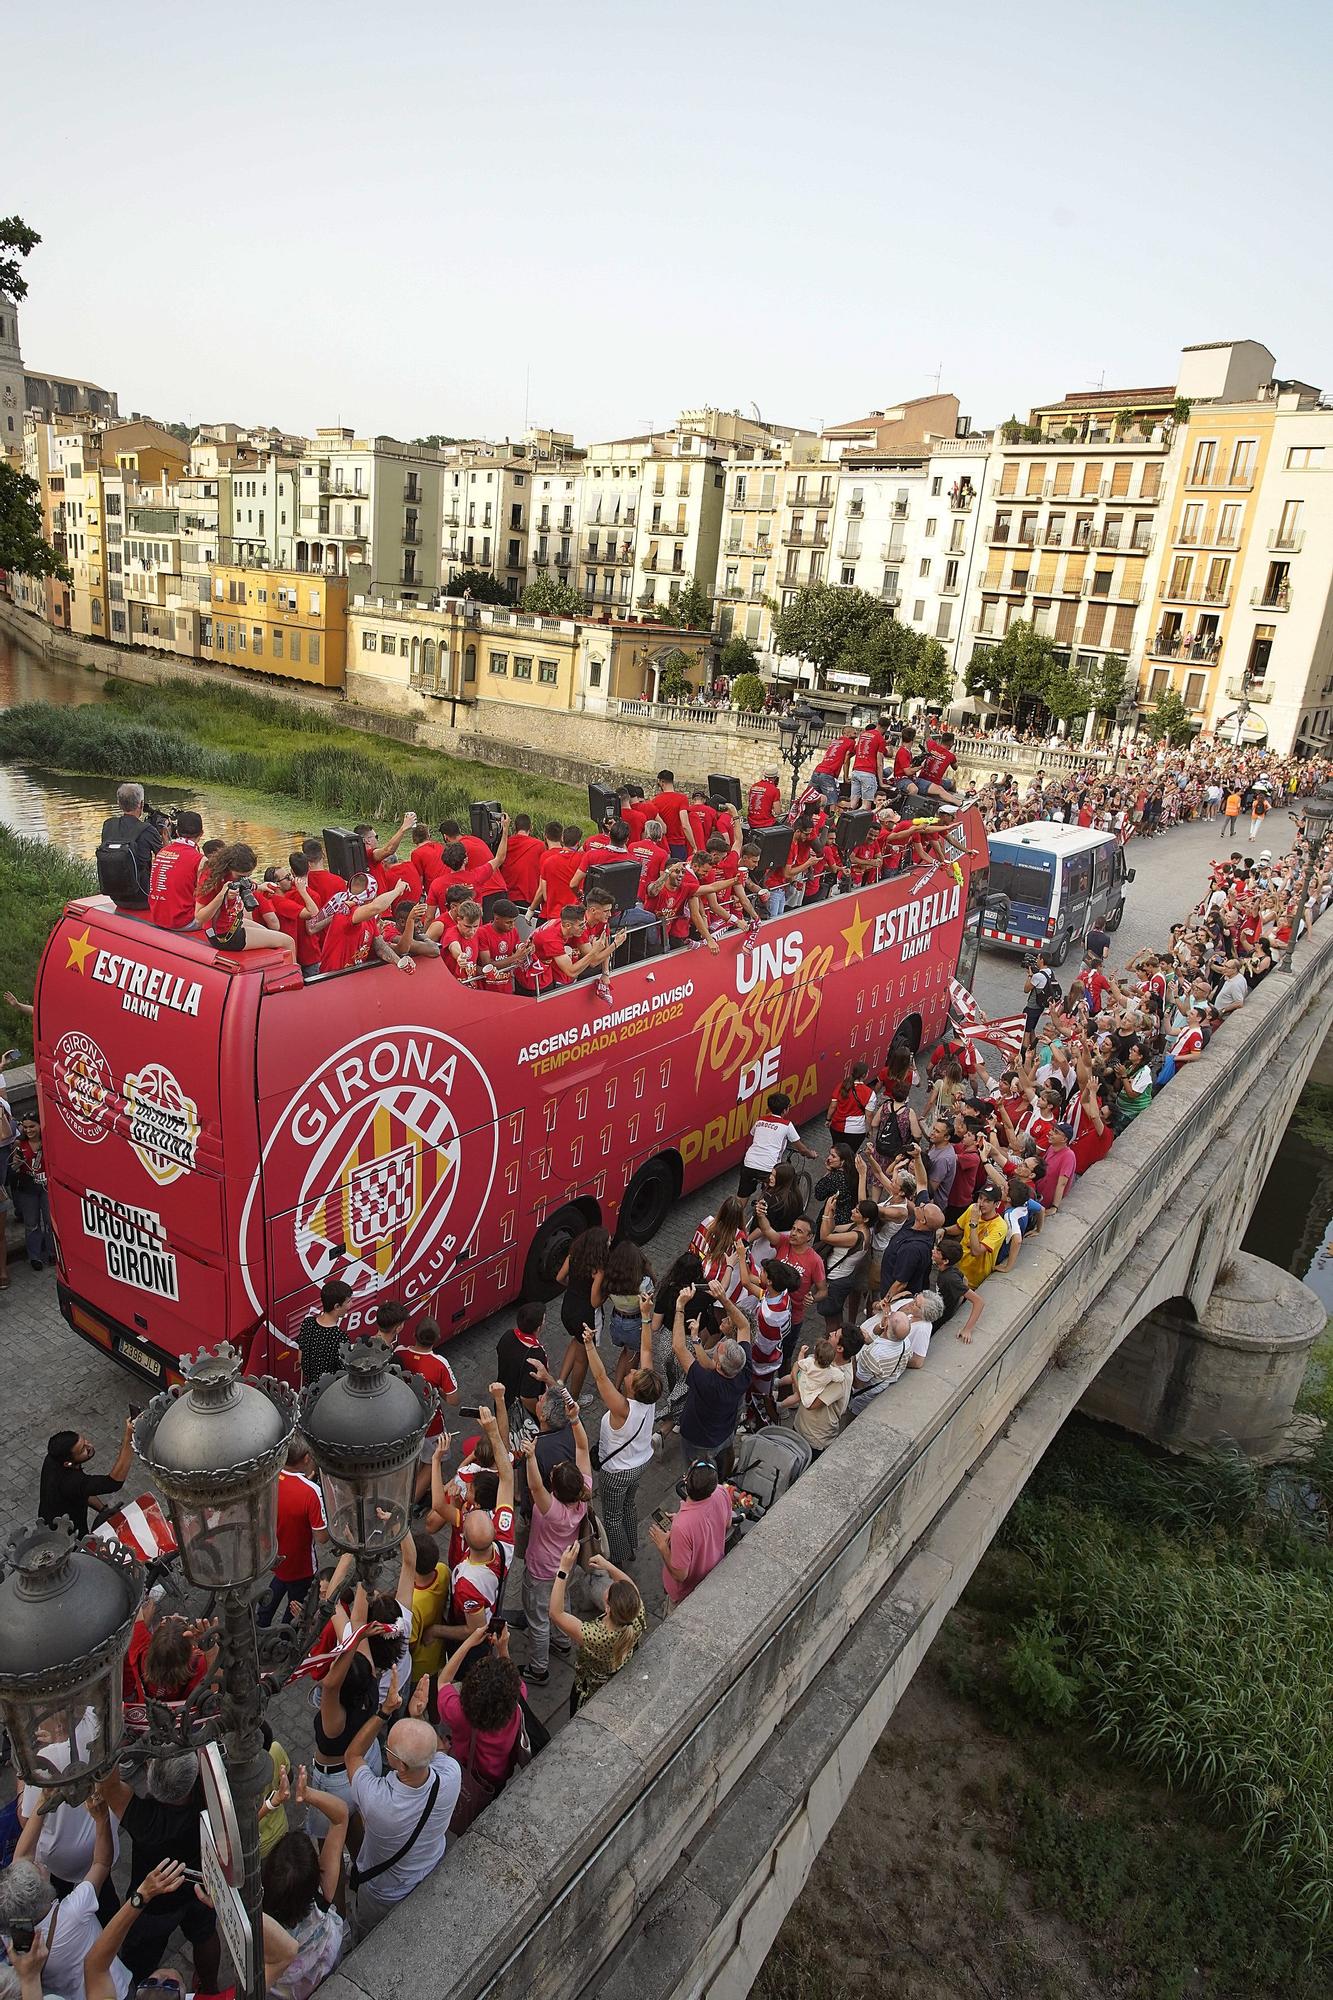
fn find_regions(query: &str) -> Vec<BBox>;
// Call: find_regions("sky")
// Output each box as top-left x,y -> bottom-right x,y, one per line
7,0 -> 1333,447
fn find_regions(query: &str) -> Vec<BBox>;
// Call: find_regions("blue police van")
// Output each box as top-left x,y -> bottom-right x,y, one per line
981,821 -> 1133,967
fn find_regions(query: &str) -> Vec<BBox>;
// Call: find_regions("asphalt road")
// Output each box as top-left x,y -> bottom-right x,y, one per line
0,797 -> 1300,1744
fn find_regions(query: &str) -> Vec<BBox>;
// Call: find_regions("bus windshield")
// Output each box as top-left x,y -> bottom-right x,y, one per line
987,853 -> 1054,911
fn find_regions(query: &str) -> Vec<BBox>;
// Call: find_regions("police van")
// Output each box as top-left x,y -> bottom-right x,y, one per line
981,821 -> 1133,967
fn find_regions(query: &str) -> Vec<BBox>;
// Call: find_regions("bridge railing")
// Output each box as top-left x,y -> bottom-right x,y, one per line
329,921 -> 1333,2000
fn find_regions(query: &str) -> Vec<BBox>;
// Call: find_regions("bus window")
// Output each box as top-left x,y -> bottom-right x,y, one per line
1092,845 -> 1111,895
987,856 -> 1054,912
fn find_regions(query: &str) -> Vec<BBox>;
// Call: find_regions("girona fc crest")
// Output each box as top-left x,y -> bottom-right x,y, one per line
240,1027 -> 499,1327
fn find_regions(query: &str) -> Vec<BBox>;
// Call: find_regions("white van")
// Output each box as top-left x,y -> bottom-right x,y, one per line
980,821 -> 1134,967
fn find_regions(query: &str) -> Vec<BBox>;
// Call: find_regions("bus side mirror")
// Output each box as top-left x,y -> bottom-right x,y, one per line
1126,868 -> 1136,882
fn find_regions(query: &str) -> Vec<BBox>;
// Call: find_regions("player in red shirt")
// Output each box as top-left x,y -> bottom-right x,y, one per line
437,899 -> 485,980
688,788 -> 718,845
916,730 -> 959,795
747,770 -> 781,827
376,851 -> 425,906
498,813 -> 548,903
810,734 -> 855,809
299,837 -> 348,906
396,1315 -> 461,1500
514,904 -> 615,993
649,770 -> 699,857
258,1444 -> 328,1625
849,716 -> 891,808
644,859 -> 708,947
148,811 -> 205,928
310,876 -> 416,973
892,725 -> 917,780
256,864 -> 322,966
529,825 -> 586,919
476,899 -> 533,992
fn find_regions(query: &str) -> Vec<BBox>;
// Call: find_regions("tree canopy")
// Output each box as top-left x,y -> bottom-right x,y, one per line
0,463 -> 69,581
719,633 -> 757,677
0,216 -> 40,301
657,648 -> 695,701
730,671 -> 765,712
519,572 -> 584,617
446,567 -> 514,604
650,574 -> 713,631
1143,686 -> 1194,747
773,581 -> 955,707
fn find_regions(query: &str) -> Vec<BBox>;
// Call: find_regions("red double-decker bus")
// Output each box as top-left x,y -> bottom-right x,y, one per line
31,809 -> 988,1385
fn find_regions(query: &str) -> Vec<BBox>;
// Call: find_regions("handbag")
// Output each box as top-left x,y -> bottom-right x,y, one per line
589,1399 -> 651,1474
577,1504 -> 611,1572
349,1771 -> 441,1890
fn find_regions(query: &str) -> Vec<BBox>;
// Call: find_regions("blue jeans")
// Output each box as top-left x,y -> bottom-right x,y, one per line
850,770 -> 878,808
810,772 -> 840,808
257,1573 -> 313,1628
766,886 -> 787,919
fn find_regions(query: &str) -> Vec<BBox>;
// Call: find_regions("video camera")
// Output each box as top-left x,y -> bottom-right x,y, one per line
145,802 -> 181,841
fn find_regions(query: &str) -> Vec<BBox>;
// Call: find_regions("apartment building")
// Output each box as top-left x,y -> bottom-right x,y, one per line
293,431 -> 450,602
966,384 -> 1177,688
57,421 -> 187,643
716,437 -> 816,646
206,564 -> 347,687
526,453 -> 583,584
13,416 -> 79,627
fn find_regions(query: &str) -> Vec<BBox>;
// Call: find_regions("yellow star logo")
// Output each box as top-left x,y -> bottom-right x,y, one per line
840,901 -> 870,966
65,926 -> 95,975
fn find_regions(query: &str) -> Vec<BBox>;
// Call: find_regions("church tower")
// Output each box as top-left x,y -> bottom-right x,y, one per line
0,294 -> 25,455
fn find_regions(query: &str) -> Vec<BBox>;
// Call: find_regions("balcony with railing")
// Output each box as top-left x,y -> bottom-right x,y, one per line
1150,631 -> 1222,662
403,479 -> 422,503
1269,528 -> 1305,553
718,582 -> 744,599
1251,583 -> 1292,611
1159,579 -> 1233,608
401,527 -> 422,545
848,500 -> 864,518
1226,676 -> 1272,703
880,542 -> 907,563
987,525 -> 1012,545
880,586 -> 901,607
1185,464 -> 1257,492
784,529 -> 828,548
442,510 -> 460,528
642,554 -> 686,574
836,541 -> 863,561
949,488 -> 975,511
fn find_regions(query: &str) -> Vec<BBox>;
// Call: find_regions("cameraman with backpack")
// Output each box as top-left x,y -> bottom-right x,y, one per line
98,782 -> 163,910
1022,950 -> 1058,1038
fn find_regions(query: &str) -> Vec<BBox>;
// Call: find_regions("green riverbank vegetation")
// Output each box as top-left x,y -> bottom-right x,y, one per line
0,828 -> 97,1055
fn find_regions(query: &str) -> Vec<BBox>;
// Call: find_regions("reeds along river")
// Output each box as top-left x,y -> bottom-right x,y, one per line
0,624 -> 314,860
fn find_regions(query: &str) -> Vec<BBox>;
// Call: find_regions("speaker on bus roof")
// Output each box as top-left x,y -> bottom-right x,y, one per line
588,782 -> 621,828
584,860 -> 644,914
835,808 -> 874,857
707,773 -> 742,811
752,825 -> 794,880
324,827 -> 368,882
469,800 -> 503,850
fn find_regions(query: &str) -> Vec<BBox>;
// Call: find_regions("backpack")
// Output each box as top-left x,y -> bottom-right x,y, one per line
96,837 -> 146,905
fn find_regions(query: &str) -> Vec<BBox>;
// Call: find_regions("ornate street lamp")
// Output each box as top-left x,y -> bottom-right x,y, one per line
134,1346 -> 294,1591
1280,779 -> 1333,973
0,1527 -> 143,1799
298,1337 -> 434,1560
776,701 -> 825,807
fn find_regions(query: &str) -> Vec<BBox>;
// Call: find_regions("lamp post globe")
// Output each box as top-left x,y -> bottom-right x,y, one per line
298,1337 -> 434,1560
134,1345 -> 294,1591
0,1527 -> 144,1798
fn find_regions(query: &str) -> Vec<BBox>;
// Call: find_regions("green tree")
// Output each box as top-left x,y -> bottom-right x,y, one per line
653,574 -> 714,631
730,671 -> 765,712
1091,653 -> 1129,720
163,421 -> 196,445
720,633 -> 757,677
965,620 -> 1059,720
519,572 -> 584,617
772,581 -> 883,687
1042,657 -> 1093,725
0,216 -> 40,301
0,463 -> 69,581
895,635 -> 954,708
1144,686 -> 1194,747
657,648 -> 695,702
446,567 -> 513,605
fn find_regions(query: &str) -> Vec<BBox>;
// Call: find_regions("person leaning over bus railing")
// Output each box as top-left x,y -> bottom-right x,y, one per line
305,874 -> 417,976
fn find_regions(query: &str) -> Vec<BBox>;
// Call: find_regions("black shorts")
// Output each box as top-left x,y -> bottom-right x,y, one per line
119,1896 -> 216,1978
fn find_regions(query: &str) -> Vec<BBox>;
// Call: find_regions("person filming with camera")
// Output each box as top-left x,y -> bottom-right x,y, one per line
194,843 -> 296,960
97,782 -> 163,911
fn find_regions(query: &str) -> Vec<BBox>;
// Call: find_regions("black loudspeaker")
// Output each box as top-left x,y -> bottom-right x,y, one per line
708,773 -> 742,810
470,801 -> 503,849
588,782 -> 621,827
752,826 -> 794,878
324,827 -> 368,881
584,860 -> 644,914
836,809 -> 874,857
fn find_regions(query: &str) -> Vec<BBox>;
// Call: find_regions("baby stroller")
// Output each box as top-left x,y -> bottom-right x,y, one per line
731,1427 -> 813,1512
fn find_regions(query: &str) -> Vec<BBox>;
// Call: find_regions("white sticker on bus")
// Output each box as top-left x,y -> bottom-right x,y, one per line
80,1190 -> 179,1301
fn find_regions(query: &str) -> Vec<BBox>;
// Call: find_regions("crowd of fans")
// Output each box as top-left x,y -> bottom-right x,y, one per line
3,724 -> 1332,1994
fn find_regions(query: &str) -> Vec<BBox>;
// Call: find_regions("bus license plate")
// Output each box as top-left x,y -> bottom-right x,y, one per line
116,1338 -> 162,1378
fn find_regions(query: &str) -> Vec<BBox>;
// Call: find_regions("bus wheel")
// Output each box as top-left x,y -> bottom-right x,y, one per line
521,1203 -> 590,1302
616,1156 -> 679,1244
1105,900 -> 1124,932
1047,931 -> 1070,967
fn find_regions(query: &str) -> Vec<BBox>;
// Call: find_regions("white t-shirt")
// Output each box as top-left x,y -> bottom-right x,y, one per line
907,1317 -> 934,1361
743,1116 -> 801,1173
20,1714 -> 120,1884
25,1878 -> 131,2000
597,1396 -> 656,1473
350,1754 -> 461,1907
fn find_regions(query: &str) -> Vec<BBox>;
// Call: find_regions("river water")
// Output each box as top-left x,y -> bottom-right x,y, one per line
2,616 -> 1332,1312
0,625 -> 314,858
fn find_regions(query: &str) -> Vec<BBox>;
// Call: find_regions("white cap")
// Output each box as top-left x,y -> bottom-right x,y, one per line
1260,848 -> 1272,860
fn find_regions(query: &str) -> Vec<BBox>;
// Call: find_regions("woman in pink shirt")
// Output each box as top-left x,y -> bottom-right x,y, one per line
431,1626 -> 528,1790
518,1432 -> 591,1683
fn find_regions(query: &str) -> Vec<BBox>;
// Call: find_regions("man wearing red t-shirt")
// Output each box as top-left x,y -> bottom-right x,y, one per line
688,789 -> 718,844
644,859 -> 706,946
892,725 -> 917,780
627,820 -> 671,887
377,853 -> 425,906
259,1444 -> 328,1626
498,813 -> 547,903
529,826 -> 586,919
476,900 -> 532,991
811,734 -> 855,809
255,864 -> 322,966
850,717 -> 890,808
514,904 -> 614,993
916,730 -> 958,792
312,879 -> 414,973
148,812 -> 205,928
436,900 -> 485,980
437,1407 -> 516,1638
649,770 -> 698,857
300,837 -> 349,906
397,1316 -> 461,1499
747,771 -> 781,828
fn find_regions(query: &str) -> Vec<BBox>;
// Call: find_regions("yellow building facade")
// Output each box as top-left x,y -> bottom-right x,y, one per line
205,564 -> 347,688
